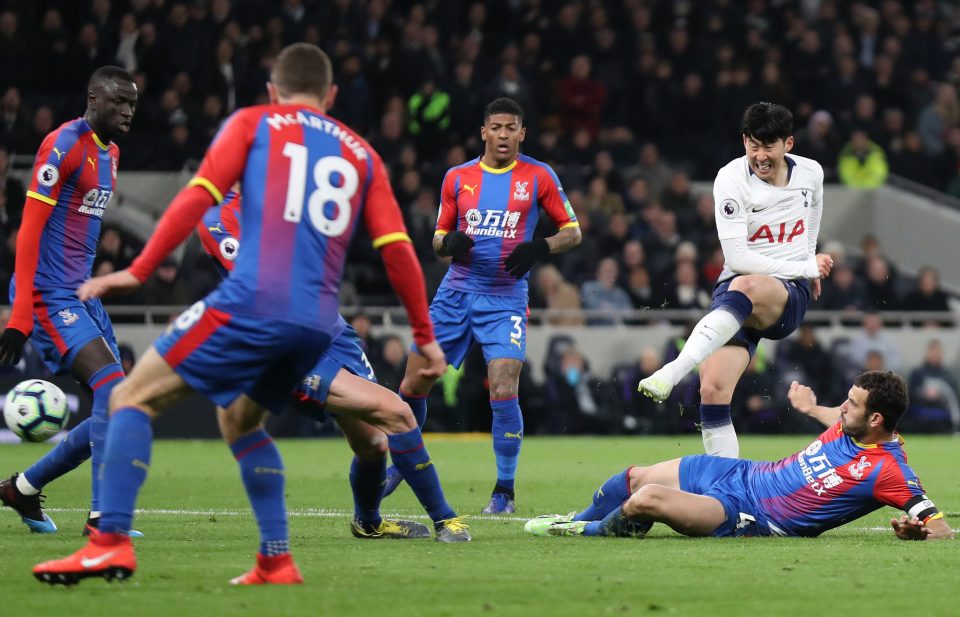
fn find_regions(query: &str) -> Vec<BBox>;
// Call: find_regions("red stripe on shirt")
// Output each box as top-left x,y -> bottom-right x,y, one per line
162,306 -> 232,369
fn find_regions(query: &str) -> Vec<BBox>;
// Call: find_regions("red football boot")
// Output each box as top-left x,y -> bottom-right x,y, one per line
33,534 -> 136,585
229,553 -> 303,585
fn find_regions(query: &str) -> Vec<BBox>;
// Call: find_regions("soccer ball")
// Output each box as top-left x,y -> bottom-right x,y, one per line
3,380 -> 70,443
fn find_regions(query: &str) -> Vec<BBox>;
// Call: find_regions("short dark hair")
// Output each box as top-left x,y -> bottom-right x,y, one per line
271,43 -> 332,99
484,97 -> 523,124
853,371 -> 909,431
88,66 -> 134,91
740,102 -> 793,143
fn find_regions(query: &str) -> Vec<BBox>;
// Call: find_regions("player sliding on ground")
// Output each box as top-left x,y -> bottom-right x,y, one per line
638,102 -> 833,458
527,372 -> 954,541
32,43 -> 458,586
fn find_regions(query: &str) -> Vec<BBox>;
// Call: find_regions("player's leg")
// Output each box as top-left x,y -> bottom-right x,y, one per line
697,345 -> 750,457
326,370 -> 468,541
334,414 -> 430,539
3,301 -> 122,534
484,358 -> 523,514
384,289 -> 473,498
639,274 -> 787,401
474,293 -> 528,514
33,347 -> 192,585
571,459 -> 682,522
214,398 -> 303,585
70,336 -> 125,531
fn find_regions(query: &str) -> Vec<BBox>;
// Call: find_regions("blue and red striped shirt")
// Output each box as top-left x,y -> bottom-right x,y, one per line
187,104 -> 409,333
749,422 -> 941,536
26,118 -> 119,296
435,154 -> 577,297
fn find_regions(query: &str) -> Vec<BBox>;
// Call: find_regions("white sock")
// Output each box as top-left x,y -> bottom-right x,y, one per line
702,424 -> 740,458
16,474 -> 39,496
662,309 -> 743,385
89,510 -> 101,519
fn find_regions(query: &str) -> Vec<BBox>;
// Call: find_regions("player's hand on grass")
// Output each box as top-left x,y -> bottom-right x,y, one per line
416,340 -> 447,380
815,253 -> 834,279
891,515 -> 931,541
504,238 -> 550,278
787,381 -> 817,415
78,269 -> 142,301
0,327 -> 28,365
810,278 -> 821,300
441,231 -> 475,259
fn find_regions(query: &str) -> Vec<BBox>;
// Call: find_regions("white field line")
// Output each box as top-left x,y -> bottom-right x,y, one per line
43,507 -> 959,533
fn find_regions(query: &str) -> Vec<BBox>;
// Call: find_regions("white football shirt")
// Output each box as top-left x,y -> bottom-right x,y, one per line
713,153 -> 823,282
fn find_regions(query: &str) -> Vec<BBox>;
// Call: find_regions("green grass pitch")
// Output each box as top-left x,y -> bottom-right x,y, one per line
0,434 -> 957,617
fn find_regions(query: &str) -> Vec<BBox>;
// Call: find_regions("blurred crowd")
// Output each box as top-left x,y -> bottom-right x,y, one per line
0,1 -> 958,434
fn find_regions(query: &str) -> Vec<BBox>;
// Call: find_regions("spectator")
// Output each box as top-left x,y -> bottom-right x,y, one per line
817,264 -> 868,311
863,255 -> 900,310
848,311 -> 902,373
558,55 -> 606,139
140,257 -> 194,306
580,257 -> 632,324
902,266 -> 951,313
917,84 -> 959,156
775,324 -> 836,401
371,334 -> 405,393
837,130 -> 889,188
906,339 -> 960,432
534,264 -> 583,327
0,145 -> 23,237
407,78 -> 451,159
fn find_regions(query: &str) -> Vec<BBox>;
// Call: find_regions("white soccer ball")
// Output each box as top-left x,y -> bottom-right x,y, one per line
3,379 -> 70,443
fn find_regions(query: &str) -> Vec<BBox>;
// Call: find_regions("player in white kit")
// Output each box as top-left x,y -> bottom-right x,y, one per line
639,103 -> 834,457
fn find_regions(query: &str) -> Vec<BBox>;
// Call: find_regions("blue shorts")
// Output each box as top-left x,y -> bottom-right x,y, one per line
679,455 -> 775,537
710,277 -> 810,357
295,323 -> 376,416
10,281 -> 121,374
421,287 -> 527,368
154,301 -> 334,414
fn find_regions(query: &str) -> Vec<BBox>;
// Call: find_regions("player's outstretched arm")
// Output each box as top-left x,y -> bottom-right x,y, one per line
891,514 -> 954,541
77,269 -> 142,301
787,381 -> 841,427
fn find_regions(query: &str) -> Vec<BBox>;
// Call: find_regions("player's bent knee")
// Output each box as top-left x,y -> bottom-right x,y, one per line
624,484 -> 668,518
699,379 -> 732,403
352,437 -> 388,462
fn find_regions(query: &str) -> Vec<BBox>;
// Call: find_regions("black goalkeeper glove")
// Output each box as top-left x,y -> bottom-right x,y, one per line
441,230 -> 475,259
0,328 -> 28,365
504,238 -> 550,278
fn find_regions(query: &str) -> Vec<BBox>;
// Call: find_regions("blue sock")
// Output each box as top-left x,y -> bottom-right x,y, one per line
573,467 -> 633,522
230,429 -> 289,556
99,407 -> 152,534
87,363 -> 124,513
715,289 -> 753,323
700,403 -> 733,430
490,397 -> 523,495
22,418 -> 92,489
388,427 -> 456,525
584,505 -> 654,538
350,456 -> 386,529
400,391 -> 428,427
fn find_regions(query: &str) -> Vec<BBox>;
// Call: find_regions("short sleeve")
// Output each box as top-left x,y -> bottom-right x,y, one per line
26,129 -> 81,206
434,169 -> 459,235
537,164 -> 578,229
188,111 -> 255,203
363,150 -> 410,249
714,167 -> 747,241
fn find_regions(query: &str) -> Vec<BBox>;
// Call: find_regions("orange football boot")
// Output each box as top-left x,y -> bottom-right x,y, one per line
33,534 -> 136,585
229,553 -> 304,585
